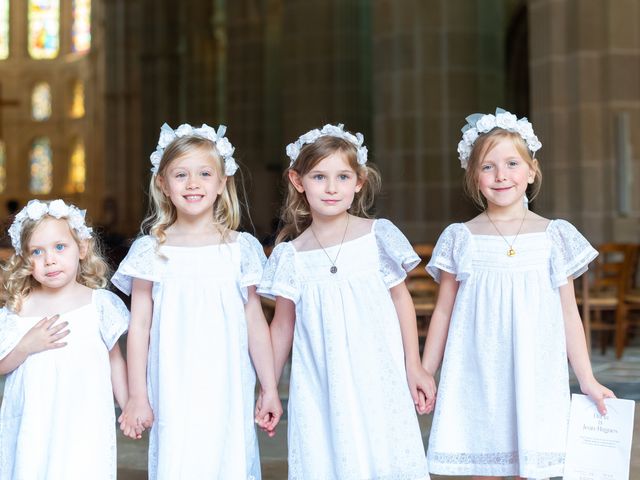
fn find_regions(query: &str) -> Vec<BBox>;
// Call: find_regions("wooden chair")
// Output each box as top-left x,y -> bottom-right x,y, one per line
407,244 -> 439,337
577,243 -> 629,356
618,243 -> 640,357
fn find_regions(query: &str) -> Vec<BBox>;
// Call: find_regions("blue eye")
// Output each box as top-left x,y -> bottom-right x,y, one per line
481,164 -> 493,171
55,244 -> 65,252
31,248 -> 42,256
312,174 -> 325,180
201,171 -> 212,177
508,160 -> 519,167
339,174 -> 350,181
175,172 -> 186,178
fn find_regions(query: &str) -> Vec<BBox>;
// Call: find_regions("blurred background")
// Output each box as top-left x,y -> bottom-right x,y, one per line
0,0 -> 637,249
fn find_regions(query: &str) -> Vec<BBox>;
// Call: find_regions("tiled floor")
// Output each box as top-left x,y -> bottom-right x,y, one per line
1,346 -> 638,479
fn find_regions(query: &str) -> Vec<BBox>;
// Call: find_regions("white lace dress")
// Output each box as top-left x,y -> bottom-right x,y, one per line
112,233 -> 266,480
0,289 -> 129,480
426,219 -> 597,478
259,219 -> 430,480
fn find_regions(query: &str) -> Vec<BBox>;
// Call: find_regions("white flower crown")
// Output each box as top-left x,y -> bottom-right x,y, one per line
8,199 -> 93,255
149,123 -> 239,176
457,108 -> 542,169
286,123 -> 368,167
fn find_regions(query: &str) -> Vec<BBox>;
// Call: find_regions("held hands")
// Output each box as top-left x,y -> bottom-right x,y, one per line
580,377 -> 616,416
406,362 -> 437,415
254,387 -> 283,438
118,397 -> 154,440
21,315 -> 69,354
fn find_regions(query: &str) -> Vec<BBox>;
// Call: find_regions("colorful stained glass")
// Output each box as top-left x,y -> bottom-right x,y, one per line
28,0 -> 59,59
32,82 -> 52,121
71,0 -> 91,53
68,138 -> 85,193
70,80 -> 85,118
0,0 -> 8,60
0,141 -> 6,193
29,137 -> 52,194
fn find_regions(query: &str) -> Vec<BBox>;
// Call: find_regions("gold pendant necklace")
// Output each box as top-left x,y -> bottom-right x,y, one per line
310,215 -> 350,274
485,210 -> 527,257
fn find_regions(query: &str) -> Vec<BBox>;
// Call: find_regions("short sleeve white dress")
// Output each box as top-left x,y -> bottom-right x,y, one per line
0,289 -> 129,480
258,219 -> 430,480
112,233 -> 266,480
425,219 -> 597,478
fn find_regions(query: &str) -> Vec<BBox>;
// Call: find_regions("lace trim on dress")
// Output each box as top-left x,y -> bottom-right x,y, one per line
427,223 -> 472,283
0,308 -> 21,361
374,218 -> 420,288
111,236 -> 161,295
429,450 -> 564,475
94,290 -> 130,350
548,219 -> 598,289
238,233 -> 267,289
257,242 -> 299,303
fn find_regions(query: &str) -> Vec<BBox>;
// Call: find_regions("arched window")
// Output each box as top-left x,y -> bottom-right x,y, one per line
31,82 -> 52,121
29,137 -> 52,194
70,80 -> 85,118
68,137 -> 85,193
0,0 -> 8,60
71,0 -> 91,54
0,141 -> 6,193
28,0 -> 59,60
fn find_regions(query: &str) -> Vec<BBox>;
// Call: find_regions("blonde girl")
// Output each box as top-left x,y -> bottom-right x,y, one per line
259,124 -> 432,480
114,123 -> 281,479
422,108 -> 614,478
0,199 -> 129,480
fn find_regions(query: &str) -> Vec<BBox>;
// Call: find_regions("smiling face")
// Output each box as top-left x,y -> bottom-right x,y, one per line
28,217 -> 87,292
289,150 -> 364,220
157,146 -> 227,221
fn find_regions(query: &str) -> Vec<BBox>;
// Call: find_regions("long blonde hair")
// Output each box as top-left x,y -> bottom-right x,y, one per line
142,135 -> 242,245
464,129 -> 543,209
1,213 -> 109,313
276,135 -> 381,243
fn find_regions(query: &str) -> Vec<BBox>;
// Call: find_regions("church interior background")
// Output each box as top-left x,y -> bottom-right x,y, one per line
0,0 -> 638,249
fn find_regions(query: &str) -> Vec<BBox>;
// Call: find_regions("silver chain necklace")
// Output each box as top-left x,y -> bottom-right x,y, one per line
310,215 -> 350,274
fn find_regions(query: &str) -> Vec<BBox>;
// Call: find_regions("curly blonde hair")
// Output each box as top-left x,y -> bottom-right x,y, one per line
276,135 -> 381,243
463,129 -> 542,209
1,213 -> 109,313
142,136 -> 241,246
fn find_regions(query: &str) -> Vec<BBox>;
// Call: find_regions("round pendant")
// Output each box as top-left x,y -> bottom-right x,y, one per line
330,266 -> 338,274
507,248 -> 516,257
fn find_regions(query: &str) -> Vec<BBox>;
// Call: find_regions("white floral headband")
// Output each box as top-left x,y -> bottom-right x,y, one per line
457,108 -> 542,169
149,123 -> 239,176
286,123 -> 368,167
8,199 -> 93,255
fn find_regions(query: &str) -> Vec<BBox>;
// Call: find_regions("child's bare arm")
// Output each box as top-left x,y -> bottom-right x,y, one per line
109,342 -> 129,410
0,315 -> 69,375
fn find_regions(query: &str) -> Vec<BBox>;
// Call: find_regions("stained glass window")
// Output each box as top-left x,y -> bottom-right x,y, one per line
0,0 -> 8,60
32,82 -> 52,121
0,141 -> 6,193
29,137 -> 52,194
68,138 -> 85,193
70,80 -> 85,118
71,0 -> 91,54
28,0 -> 59,59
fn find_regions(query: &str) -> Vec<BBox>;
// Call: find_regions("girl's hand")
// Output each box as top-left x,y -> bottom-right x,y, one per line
21,315 -> 69,355
118,397 -> 154,440
406,362 -> 437,415
254,388 -> 283,438
580,378 -> 616,415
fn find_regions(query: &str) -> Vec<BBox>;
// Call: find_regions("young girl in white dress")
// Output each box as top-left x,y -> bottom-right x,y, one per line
114,123 -> 282,479
0,199 -> 129,480
259,124 -> 433,480
422,109 -> 615,478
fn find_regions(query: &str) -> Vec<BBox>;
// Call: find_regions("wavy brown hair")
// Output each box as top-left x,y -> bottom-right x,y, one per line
142,135 -> 242,246
463,129 -> 542,209
1,213 -> 109,313
276,135 -> 381,243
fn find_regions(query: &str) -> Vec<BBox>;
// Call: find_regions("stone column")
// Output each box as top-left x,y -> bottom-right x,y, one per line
529,0 -> 640,242
372,0 -> 507,242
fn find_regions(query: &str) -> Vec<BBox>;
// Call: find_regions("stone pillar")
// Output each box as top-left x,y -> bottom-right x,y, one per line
529,0 -> 640,243
372,0 -> 507,242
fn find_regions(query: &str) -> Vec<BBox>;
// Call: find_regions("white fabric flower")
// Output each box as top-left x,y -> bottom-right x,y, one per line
25,200 -> 48,220
48,199 -> 70,218
495,111 -> 518,130
475,114 -> 496,133
286,124 -> 369,166
149,123 -> 239,176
